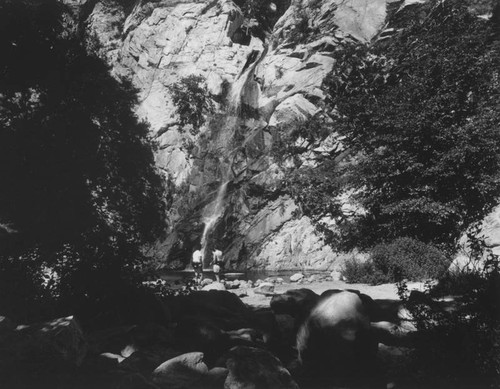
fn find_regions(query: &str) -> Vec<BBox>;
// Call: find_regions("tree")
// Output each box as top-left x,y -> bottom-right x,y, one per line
168,75 -> 214,135
0,0 -> 166,320
325,0 -> 500,249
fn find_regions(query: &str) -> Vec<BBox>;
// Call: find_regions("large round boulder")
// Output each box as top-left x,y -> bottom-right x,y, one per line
171,291 -> 251,330
296,291 -> 378,377
320,289 -> 392,322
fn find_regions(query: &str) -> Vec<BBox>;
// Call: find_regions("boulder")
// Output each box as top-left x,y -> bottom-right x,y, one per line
174,317 -> 231,364
100,352 -> 125,364
254,282 -> 275,295
296,291 -> 378,377
87,323 -> 174,357
270,288 -> 319,321
225,328 -> 264,347
114,372 -> 159,389
274,314 -> 296,346
172,291 -> 252,331
289,273 -> 304,282
0,316 -> 87,370
206,367 -> 229,387
224,280 -> 240,290
120,350 -> 167,376
152,352 -> 208,389
320,289 -> 392,322
202,281 -> 226,291
78,284 -> 172,330
224,346 -> 299,389
268,94 -> 320,127
0,316 -> 16,332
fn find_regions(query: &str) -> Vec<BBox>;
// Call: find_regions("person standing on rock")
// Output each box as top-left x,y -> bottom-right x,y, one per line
211,248 -> 223,282
192,248 -> 203,284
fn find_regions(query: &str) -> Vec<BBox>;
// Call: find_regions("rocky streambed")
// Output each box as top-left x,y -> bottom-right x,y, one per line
0,275 -> 422,389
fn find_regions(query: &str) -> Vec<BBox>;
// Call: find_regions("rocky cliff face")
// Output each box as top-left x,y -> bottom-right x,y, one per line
75,0 -> 499,270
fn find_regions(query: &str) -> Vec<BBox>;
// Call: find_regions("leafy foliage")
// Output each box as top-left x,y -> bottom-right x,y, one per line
324,0 -> 500,249
234,0 -> 287,34
341,257 -> 388,285
396,234 -> 500,387
371,238 -> 449,281
0,0 -> 166,321
271,115 -> 344,239
168,75 -> 214,135
342,238 -> 449,284
271,116 -> 333,163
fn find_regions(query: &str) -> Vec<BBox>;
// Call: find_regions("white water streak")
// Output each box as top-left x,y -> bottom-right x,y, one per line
201,181 -> 229,265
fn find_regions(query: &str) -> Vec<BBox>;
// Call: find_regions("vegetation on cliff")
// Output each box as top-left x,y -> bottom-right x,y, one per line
280,0 -> 500,253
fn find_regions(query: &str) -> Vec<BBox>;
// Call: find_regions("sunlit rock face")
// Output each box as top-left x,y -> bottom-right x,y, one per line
85,0 -> 483,270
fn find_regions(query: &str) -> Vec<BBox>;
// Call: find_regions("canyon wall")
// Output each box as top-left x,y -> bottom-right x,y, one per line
71,0 -> 499,269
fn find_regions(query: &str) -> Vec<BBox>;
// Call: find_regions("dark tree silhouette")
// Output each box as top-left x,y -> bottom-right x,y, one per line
0,0 -> 166,321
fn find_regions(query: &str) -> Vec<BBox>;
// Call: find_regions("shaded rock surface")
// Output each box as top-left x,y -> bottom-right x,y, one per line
0,316 -> 87,370
224,346 -> 300,389
152,351 -> 209,388
0,283 -> 422,388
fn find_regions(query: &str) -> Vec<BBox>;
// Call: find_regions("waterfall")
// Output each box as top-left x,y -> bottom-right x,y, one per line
200,181 -> 229,266
228,46 -> 268,114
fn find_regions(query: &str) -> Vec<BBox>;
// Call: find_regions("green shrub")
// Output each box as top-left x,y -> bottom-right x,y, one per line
341,238 -> 449,284
397,245 -> 500,387
370,237 -> 450,282
341,257 -> 390,285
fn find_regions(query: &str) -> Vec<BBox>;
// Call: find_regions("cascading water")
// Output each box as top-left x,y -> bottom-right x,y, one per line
228,46 -> 268,114
200,180 -> 229,266
194,47 -> 269,267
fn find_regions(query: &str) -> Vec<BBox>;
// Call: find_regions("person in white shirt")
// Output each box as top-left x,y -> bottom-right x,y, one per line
191,248 -> 203,284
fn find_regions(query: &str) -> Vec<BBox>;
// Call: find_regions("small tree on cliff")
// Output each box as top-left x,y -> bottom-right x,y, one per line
169,75 -> 214,135
0,0 -> 166,321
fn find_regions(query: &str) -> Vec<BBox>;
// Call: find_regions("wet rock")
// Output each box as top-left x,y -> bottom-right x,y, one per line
152,352 -> 209,389
254,282 -> 275,295
290,273 -> 304,282
202,281 -> 226,291
224,346 -> 299,389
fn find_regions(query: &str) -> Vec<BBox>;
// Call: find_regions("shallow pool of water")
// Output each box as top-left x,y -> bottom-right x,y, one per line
158,269 -> 328,283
